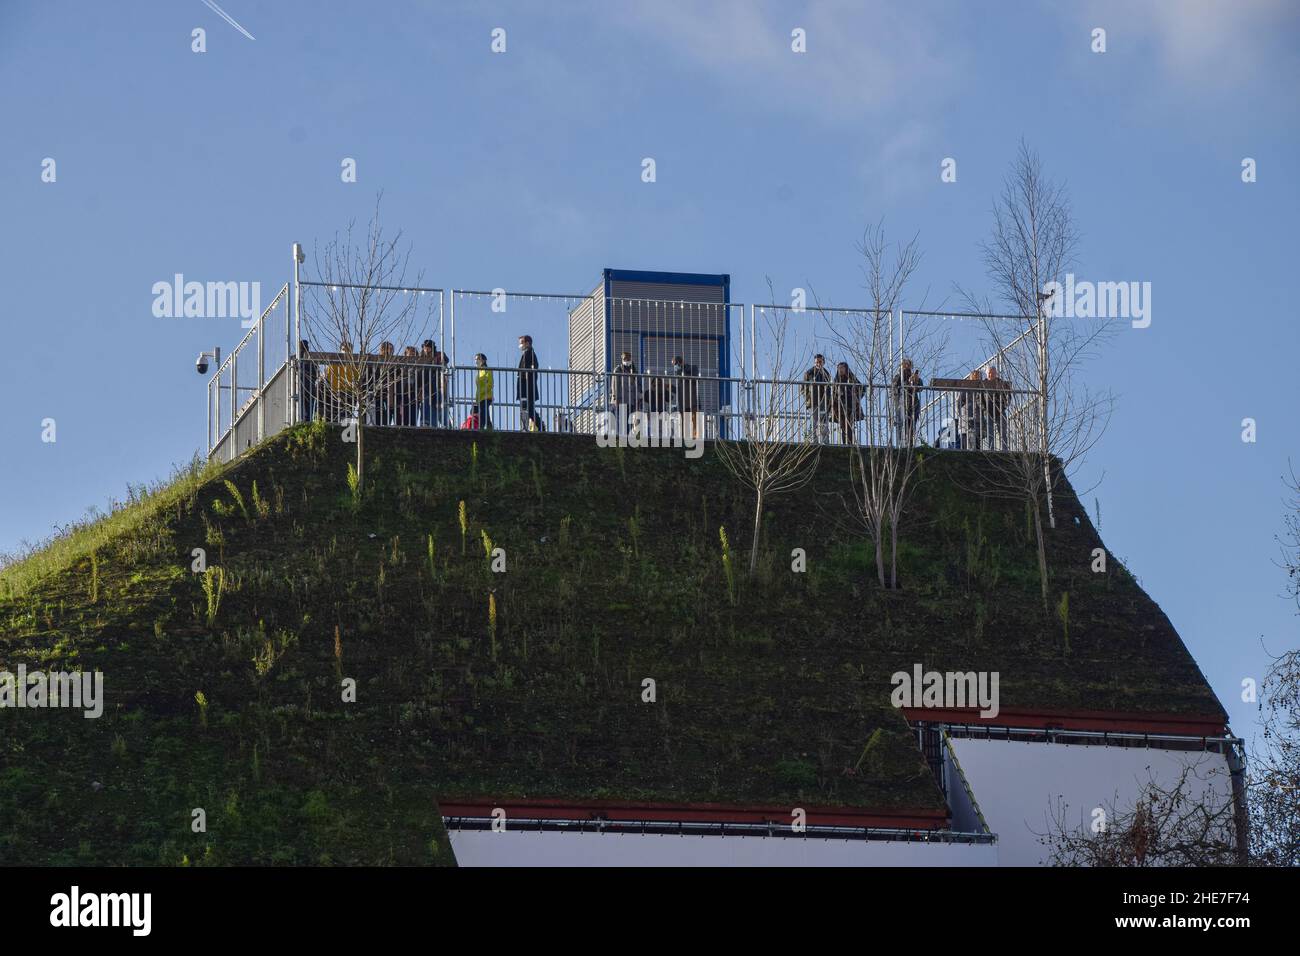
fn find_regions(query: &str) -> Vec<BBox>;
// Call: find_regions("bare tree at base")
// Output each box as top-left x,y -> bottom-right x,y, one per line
1038,759 -> 1241,867
714,280 -> 821,575
962,142 -> 1114,609
824,223 -> 940,590
302,196 -> 430,496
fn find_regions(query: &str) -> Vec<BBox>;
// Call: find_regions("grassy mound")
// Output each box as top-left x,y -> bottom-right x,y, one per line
0,422 -> 1222,864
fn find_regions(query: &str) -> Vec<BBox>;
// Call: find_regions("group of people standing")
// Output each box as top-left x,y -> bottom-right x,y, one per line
953,365 -> 1012,450
295,335 -> 1015,449
800,354 -> 927,445
609,351 -> 702,437
296,335 -> 703,435
298,338 -> 451,428
800,355 -> 1014,449
298,336 -> 547,432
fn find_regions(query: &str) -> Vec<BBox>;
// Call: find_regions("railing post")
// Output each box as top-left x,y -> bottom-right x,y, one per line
292,243 -> 303,426
257,302 -> 265,442
739,304 -> 746,385
230,354 -> 237,461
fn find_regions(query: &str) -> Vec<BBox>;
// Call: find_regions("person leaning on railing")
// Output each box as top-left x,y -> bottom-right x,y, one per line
831,361 -> 865,444
325,339 -> 357,423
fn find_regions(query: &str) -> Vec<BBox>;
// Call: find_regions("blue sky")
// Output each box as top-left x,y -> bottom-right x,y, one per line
2,0 -> 1297,743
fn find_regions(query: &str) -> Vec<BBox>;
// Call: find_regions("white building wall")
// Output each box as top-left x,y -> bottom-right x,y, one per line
448,829 -> 997,867
948,737 -> 1235,866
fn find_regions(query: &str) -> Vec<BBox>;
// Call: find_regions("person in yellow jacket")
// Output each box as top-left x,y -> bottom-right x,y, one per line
472,353 -> 494,429
325,340 -> 359,421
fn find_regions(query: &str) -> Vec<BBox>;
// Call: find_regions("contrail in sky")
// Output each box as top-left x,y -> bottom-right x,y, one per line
200,0 -> 256,41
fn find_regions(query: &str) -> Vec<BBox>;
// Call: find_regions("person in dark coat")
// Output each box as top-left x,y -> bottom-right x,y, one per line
611,351 -> 640,434
801,354 -> 832,442
956,369 -> 984,449
670,355 -> 699,439
831,361 -> 865,444
298,339 -> 317,422
890,358 -> 924,446
516,334 -> 543,431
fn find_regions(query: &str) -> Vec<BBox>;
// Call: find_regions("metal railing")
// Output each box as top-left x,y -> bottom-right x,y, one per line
200,258 -> 1054,462
207,283 -> 289,459
289,359 -> 1043,452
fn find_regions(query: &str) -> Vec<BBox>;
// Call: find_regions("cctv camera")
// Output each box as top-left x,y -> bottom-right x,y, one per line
196,354 -> 209,375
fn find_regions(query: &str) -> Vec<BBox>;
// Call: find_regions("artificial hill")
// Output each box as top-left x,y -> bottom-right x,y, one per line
0,422 -> 1224,864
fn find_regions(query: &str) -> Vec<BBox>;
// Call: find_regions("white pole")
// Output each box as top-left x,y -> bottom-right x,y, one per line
229,355 -> 237,461
257,304 -> 265,442
292,243 -> 303,425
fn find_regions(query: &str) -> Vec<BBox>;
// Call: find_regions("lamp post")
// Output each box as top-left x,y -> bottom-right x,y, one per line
292,242 -> 305,424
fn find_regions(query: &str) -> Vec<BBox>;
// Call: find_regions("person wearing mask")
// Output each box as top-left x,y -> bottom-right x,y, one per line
473,353 -> 494,430
801,354 -> 832,443
517,335 -> 544,432
612,351 -> 640,435
831,360 -> 865,445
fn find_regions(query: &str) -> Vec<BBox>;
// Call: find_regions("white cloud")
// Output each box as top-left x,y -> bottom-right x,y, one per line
606,1 -> 965,122
1080,0 -> 1298,90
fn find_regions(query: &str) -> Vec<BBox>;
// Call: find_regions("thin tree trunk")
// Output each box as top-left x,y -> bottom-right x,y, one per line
890,511 -> 899,590
750,486 -> 764,574
1032,497 -> 1049,611
875,529 -> 886,590
356,419 -> 365,493
1042,454 -> 1056,530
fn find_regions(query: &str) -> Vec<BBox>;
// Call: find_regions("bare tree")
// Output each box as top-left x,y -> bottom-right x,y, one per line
302,196 -> 429,494
1039,759 -> 1241,867
822,223 -> 939,589
1278,462 -> 1300,615
962,142 -> 1114,608
1248,647 -> 1300,867
715,280 -> 821,574
1249,474 -> 1300,865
